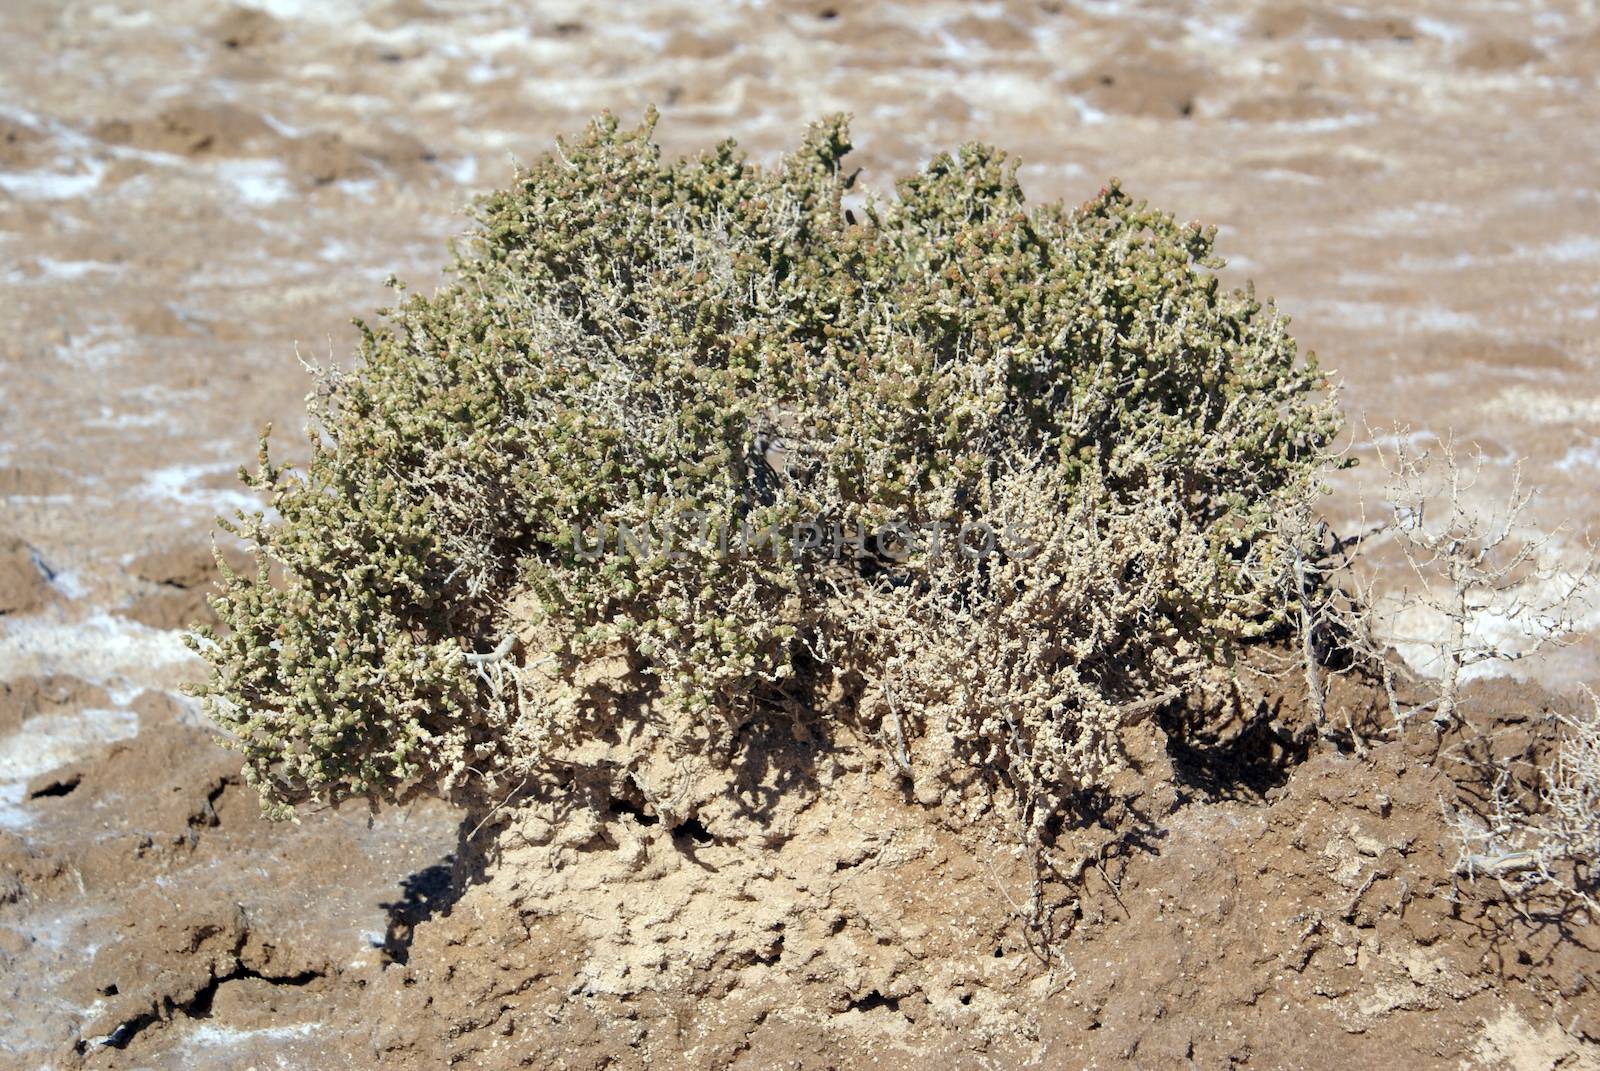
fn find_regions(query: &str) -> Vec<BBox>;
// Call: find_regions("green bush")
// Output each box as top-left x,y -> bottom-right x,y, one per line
188,111 -> 1339,820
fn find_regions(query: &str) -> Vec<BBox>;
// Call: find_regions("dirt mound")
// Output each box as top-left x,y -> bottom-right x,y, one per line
1457,35 -> 1545,71
29,664 -> 1592,1070
1249,6 -> 1418,44
94,103 -> 435,188
95,105 -> 274,160
1069,43 -> 1208,119
343,674 -> 1596,1070
118,541 -> 251,632
0,119 -> 44,169
0,674 -> 110,735
210,6 -> 282,54
0,533 -> 54,617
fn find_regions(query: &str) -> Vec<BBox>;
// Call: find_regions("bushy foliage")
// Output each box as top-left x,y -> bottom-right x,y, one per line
188,111 -> 1339,819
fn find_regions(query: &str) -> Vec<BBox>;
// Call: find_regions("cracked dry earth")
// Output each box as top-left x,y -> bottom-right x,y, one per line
360,676 -> 1600,1071
8,663 -> 1600,1069
3,0 -> 1600,1068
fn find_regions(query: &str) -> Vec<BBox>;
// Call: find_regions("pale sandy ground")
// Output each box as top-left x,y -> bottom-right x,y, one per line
1,1 -> 1599,1067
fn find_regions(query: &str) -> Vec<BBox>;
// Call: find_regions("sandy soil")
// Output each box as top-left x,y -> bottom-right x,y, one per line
2,1 -> 1599,1067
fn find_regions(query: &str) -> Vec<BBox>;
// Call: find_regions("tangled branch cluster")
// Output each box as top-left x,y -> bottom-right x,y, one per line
1449,690 -> 1600,913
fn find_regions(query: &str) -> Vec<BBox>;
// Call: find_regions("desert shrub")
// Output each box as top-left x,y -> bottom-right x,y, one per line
1353,434 -> 1592,732
187,111 -> 1339,820
1282,432 -> 1596,756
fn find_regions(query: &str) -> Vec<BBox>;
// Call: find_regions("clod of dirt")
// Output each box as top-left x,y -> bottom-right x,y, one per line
1069,43 -> 1206,119
1457,35 -> 1545,70
0,119 -> 43,169
120,541 -> 251,631
94,105 -> 275,159
211,6 -> 282,53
